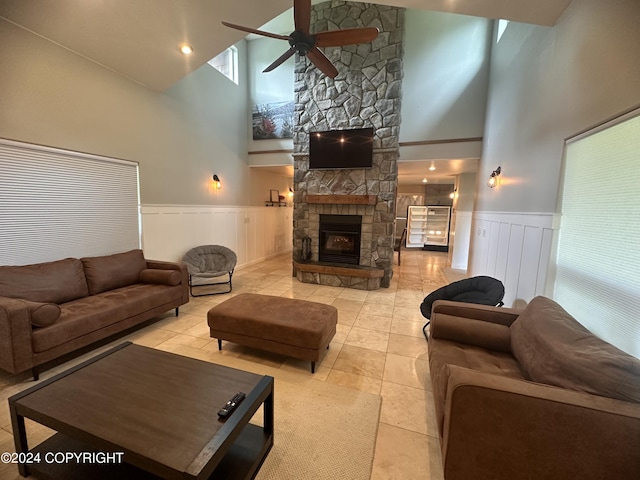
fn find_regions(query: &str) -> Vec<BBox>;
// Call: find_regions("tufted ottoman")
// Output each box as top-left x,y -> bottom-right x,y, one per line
207,293 -> 337,373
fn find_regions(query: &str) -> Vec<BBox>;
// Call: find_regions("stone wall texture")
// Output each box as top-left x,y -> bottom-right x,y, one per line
293,1 -> 404,288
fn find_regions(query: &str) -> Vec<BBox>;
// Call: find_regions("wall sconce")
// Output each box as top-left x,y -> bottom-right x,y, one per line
288,188 -> 294,198
487,166 -> 501,188
449,189 -> 457,199
212,174 -> 221,190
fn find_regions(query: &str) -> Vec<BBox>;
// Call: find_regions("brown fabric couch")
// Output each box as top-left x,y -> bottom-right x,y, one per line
0,249 -> 189,378
428,296 -> 640,480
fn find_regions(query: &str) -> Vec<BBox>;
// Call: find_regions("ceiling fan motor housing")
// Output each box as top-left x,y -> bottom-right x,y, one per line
289,30 -> 316,55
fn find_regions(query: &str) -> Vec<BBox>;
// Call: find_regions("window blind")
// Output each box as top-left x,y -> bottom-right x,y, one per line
554,109 -> 640,358
0,139 -> 140,266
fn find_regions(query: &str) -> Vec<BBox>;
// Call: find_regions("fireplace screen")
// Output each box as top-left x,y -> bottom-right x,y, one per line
319,214 -> 362,265
324,233 -> 356,253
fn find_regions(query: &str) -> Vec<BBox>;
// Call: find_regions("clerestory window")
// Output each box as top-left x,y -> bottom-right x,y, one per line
496,19 -> 509,43
208,46 -> 239,84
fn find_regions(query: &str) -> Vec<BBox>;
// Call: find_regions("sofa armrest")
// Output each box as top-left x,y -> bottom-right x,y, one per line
432,300 -> 522,326
441,365 -> 640,480
145,259 -> 189,304
0,297 -> 35,374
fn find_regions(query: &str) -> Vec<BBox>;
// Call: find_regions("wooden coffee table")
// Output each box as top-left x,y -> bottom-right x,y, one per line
9,342 -> 274,479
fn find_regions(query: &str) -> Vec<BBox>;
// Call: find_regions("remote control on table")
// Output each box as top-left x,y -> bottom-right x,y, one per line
217,392 -> 246,418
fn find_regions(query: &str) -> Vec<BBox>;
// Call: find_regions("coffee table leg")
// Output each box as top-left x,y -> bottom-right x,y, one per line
264,387 -> 274,436
9,403 -> 29,477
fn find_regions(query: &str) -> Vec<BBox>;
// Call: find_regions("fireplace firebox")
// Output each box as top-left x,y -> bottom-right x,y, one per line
319,215 -> 362,265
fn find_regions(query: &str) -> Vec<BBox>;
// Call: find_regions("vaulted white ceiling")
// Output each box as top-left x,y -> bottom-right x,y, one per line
0,0 -> 573,185
0,0 -> 571,91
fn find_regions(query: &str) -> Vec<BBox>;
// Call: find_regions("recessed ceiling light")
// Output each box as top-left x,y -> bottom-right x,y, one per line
422,178 -> 428,183
180,44 -> 193,55
429,165 -> 436,171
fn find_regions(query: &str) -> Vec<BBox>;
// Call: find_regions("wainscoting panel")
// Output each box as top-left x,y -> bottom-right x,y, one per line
469,212 -> 559,308
141,205 -> 292,266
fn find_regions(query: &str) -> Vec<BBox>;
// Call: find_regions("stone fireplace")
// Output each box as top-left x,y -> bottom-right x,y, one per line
292,1 -> 404,290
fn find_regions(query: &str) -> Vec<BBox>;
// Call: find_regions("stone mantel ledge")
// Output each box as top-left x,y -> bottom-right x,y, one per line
304,194 -> 377,205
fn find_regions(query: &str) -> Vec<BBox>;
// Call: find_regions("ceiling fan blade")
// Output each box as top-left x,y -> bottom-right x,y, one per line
315,27 -> 379,47
293,0 -> 311,34
263,48 -> 296,73
221,21 -> 289,41
307,47 -> 338,79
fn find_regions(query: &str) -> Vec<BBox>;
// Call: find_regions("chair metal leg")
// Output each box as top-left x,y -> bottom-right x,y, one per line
422,321 -> 430,341
188,272 -> 234,297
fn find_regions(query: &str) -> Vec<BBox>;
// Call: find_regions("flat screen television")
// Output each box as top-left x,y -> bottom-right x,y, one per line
308,127 -> 374,169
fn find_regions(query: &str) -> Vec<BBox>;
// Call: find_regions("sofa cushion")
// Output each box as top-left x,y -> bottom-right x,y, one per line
31,282 -> 184,353
139,269 -> 181,286
428,337 -> 526,437
0,258 -> 89,304
510,296 -> 640,403
81,249 -> 147,295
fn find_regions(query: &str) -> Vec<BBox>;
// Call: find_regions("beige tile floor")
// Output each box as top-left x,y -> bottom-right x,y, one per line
0,249 -> 455,479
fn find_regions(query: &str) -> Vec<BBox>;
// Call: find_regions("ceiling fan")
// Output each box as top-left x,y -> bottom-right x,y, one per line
222,0 -> 379,78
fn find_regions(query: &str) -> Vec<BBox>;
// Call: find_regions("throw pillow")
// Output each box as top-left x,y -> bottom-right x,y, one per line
25,300 -> 61,327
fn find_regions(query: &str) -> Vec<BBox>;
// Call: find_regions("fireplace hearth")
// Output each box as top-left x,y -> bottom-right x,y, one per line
319,215 -> 362,265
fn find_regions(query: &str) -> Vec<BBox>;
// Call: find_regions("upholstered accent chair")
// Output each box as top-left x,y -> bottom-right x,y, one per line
182,245 -> 237,297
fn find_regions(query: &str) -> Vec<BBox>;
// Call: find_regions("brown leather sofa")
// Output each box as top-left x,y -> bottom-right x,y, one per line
0,249 -> 189,379
428,296 -> 640,480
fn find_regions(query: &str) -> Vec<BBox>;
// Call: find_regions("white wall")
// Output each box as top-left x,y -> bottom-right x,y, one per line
248,168 -> 293,206
477,0 -> 640,214
0,19 -> 255,207
449,172 -> 476,270
400,11 -> 492,143
471,0 -> 640,306
0,18 -> 294,263
399,10 -> 492,163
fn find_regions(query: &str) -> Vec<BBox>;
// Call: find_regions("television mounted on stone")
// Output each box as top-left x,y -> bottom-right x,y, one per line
308,127 -> 374,169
